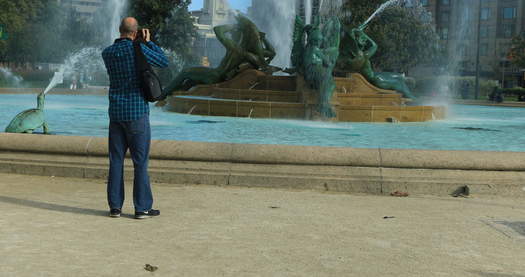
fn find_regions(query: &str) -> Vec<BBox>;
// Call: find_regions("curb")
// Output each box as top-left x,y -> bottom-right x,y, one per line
1,133 -> 524,196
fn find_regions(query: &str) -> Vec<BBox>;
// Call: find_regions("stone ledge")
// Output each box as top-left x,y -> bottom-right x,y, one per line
0,152 -> 524,197
1,133 -> 525,196
1,133 -> 524,170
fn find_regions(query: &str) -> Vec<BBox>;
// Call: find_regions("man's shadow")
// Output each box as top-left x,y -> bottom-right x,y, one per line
0,195 -> 118,218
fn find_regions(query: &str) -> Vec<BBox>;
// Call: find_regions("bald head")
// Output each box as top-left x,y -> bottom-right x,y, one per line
119,17 -> 138,37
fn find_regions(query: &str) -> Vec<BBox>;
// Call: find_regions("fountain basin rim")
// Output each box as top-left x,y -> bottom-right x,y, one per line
0,133 -> 523,171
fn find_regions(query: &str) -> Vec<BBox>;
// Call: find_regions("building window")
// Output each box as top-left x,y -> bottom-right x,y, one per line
503,7 -> 517,19
460,60 -> 470,70
457,44 -> 467,55
502,24 -> 515,38
420,0 -> 428,6
481,8 -> 490,20
480,43 -> 488,56
480,26 -> 489,38
441,11 -> 450,22
441,0 -> 449,5
500,43 -> 511,58
441,28 -> 449,40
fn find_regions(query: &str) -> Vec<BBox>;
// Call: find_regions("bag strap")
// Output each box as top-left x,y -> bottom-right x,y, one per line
133,41 -> 150,71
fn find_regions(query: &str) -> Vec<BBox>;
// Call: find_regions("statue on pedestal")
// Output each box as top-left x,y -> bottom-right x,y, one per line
5,92 -> 50,134
292,16 -> 341,118
340,26 -> 415,99
165,15 -> 276,93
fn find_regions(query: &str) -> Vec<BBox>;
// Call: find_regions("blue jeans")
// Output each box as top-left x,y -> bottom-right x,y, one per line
107,114 -> 153,212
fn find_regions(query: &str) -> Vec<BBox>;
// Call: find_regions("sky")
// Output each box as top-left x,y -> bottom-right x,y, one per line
189,0 -> 251,12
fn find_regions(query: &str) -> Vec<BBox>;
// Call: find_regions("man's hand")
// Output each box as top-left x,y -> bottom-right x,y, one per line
142,29 -> 151,42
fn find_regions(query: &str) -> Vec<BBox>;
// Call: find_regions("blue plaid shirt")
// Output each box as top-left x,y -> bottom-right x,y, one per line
102,38 -> 168,122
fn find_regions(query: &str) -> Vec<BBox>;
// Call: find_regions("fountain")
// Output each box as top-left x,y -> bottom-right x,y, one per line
43,70 -> 65,95
108,0 -> 128,44
0,67 -> 24,87
304,0 -> 312,24
4,0 -> 128,134
0,1 -> 523,151
248,0 -> 296,69
360,0 -> 404,28
0,67 -> 23,87
164,1 -> 445,122
441,0 -> 473,100
39,0 -> 127,94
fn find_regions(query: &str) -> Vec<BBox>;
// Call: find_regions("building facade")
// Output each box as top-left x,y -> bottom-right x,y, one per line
58,0 -> 103,20
422,0 -> 525,87
191,0 -> 237,66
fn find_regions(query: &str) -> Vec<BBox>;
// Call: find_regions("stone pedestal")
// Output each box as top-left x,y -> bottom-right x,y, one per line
165,70 -> 446,122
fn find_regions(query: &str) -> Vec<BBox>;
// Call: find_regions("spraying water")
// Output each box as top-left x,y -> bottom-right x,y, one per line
304,0 -> 312,24
0,67 -> 23,87
319,0 -> 344,17
43,47 -> 108,94
249,0 -> 296,69
42,0 -> 128,94
360,0 -> 405,29
108,0 -> 128,44
433,0 -> 473,106
43,70 -> 64,95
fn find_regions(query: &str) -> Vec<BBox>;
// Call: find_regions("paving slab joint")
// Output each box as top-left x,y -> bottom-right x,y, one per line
378,147 -> 384,194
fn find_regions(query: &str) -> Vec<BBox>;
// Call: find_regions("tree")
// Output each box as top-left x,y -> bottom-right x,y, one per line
0,0 -> 42,61
337,0 -> 440,73
157,0 -> 198,63
130,0 -> 181,38
131,0 -> 196,60
1,0 -> 102,64
508,33 -> 525,69
8,0 -> 73,63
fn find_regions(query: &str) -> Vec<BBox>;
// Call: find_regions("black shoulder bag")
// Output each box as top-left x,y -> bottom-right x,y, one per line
133,41 -> 166,102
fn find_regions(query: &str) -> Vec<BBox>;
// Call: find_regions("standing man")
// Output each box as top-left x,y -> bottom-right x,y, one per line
102,17 -> 168,219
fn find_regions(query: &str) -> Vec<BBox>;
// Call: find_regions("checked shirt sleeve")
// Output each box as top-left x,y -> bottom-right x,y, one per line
141,42 -> 169,68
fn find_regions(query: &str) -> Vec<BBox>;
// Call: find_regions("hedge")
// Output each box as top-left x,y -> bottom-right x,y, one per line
414,76 -> 499,99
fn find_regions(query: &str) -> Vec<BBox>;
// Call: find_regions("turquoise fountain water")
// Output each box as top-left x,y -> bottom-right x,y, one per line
1,94 -> 524,152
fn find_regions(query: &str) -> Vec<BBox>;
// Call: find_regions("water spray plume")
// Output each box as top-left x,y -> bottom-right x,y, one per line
248,0 -> 296,68
0,67 -> 23,87
109,0 -> 128,44
43,70 -> 64,95
41,0 -> 128,94
305,0 -> 312,24
359,0 -> 405,30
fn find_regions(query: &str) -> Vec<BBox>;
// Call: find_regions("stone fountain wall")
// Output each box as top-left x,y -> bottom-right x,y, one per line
1,133 -> 524,197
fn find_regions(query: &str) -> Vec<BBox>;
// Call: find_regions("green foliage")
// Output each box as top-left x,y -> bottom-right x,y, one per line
508,33 -> 525,68
0,0 -> 103,63
131,0 -> 197,64
499,87 -> 525,96
414,76 -> 498,99
157,1 -> 198,64
0,24 -> 8,40
338,0 -> 440,73
130,0 -> 179,34
0,0 -> 42,60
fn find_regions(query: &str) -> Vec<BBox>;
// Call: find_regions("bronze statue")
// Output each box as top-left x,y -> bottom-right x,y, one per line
164,15 -> 276,93
292,16 -> 341,118
5,92 -> 50,134
341,27 -> 415,99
